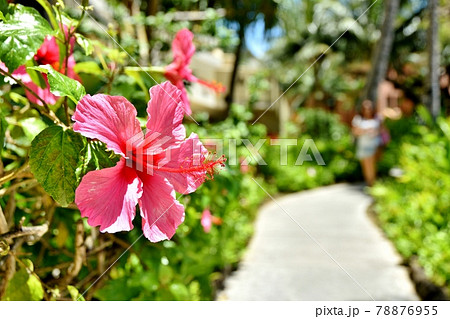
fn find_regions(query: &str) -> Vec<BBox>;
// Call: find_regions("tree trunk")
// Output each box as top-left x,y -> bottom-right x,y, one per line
362,0 -> 400,105
132,0 -> 149,65
225,26 -> 245,113
427,0 -> 440,118
145,0 -> 159,42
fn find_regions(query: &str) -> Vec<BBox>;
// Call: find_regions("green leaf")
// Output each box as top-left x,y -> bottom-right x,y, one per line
20,117 -> 47,141
94,277 -> 141,301
0,0 -> 8,16
75,33 -> 93,55
73,61 -> 102,76
0,5 -> 54,71
158,264 -> 174,286
125,69 -> 150,102
35,0 -> 59,31
169,283 -> 189,301
2,259 -> 44,301
25,59 -> 47,88
67,285 -> 85,301
28,65 -> 86,103
437,118 -> 450,140
9,91 -> 29,105
29,126 -> 84,206
416,105 -> 434,127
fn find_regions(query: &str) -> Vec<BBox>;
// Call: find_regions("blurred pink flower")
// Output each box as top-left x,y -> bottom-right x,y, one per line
164,28 -> 225,115
201,209 -> 212,233
36,31 -> 79,80
73,81 -> 225,242
239,157 -> 249,174
201,208 -> 222,233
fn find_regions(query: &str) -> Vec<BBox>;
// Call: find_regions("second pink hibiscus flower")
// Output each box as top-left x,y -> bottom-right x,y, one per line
3,26 -> 80,106
164,28 -> 225,115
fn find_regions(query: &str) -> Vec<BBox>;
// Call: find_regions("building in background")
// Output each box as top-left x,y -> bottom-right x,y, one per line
189,50 -> 290,135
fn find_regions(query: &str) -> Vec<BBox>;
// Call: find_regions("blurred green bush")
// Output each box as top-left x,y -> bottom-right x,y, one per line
371,110 -> 450,291
260,107 -> 360,192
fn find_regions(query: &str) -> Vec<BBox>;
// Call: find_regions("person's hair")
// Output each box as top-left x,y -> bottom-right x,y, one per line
359,99 -> 375,118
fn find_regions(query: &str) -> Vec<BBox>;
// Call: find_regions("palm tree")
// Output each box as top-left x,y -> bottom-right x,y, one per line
427,0 -> 440,118
218,0 -> 279,111
270,0 -> 370,108
362,0 -> 400,104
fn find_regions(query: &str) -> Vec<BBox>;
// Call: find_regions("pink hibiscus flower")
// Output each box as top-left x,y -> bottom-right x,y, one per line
73,81 -> 225,242
2,27 -> 80,106
164,28 -> 225,115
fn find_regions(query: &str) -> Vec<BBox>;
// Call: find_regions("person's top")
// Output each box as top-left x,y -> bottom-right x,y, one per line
352,115 -> 380,133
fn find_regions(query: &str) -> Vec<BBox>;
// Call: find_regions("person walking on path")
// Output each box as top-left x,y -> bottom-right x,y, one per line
352,100 -> 381,186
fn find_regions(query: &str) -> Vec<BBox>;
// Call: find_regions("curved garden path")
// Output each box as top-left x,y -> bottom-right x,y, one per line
218,183 -> 418,301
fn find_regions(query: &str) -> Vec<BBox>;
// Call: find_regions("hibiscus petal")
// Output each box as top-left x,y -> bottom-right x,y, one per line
145,81 -> 186,150
36,36 -> 60,66
10,65 -> 31,82
155,133 -> 208,194
24,77 -> 58,106
73,94 -> 143,156
172,28 -> 195,66
178,85 -> 192,115
138,173 -> 185,242
75,159 -> 142,233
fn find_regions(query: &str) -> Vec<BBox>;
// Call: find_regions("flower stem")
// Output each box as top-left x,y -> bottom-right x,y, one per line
0,68 -> 67,128
0,161 -> 29,187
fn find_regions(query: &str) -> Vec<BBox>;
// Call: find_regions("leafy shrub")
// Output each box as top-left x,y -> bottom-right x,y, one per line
377,115 -> 422,176
371,114 -> 450,290
261,107 -> 360,192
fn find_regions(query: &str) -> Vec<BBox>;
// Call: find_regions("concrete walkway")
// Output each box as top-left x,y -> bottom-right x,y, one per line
218,184 -> 418,301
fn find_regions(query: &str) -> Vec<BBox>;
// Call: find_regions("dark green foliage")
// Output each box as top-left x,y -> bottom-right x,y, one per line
29,126 -> 84,206
28,65 -> 86,103
0,4 -> 53,71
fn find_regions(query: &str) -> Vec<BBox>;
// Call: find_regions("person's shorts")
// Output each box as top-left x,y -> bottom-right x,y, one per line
356,136 -> 380,159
